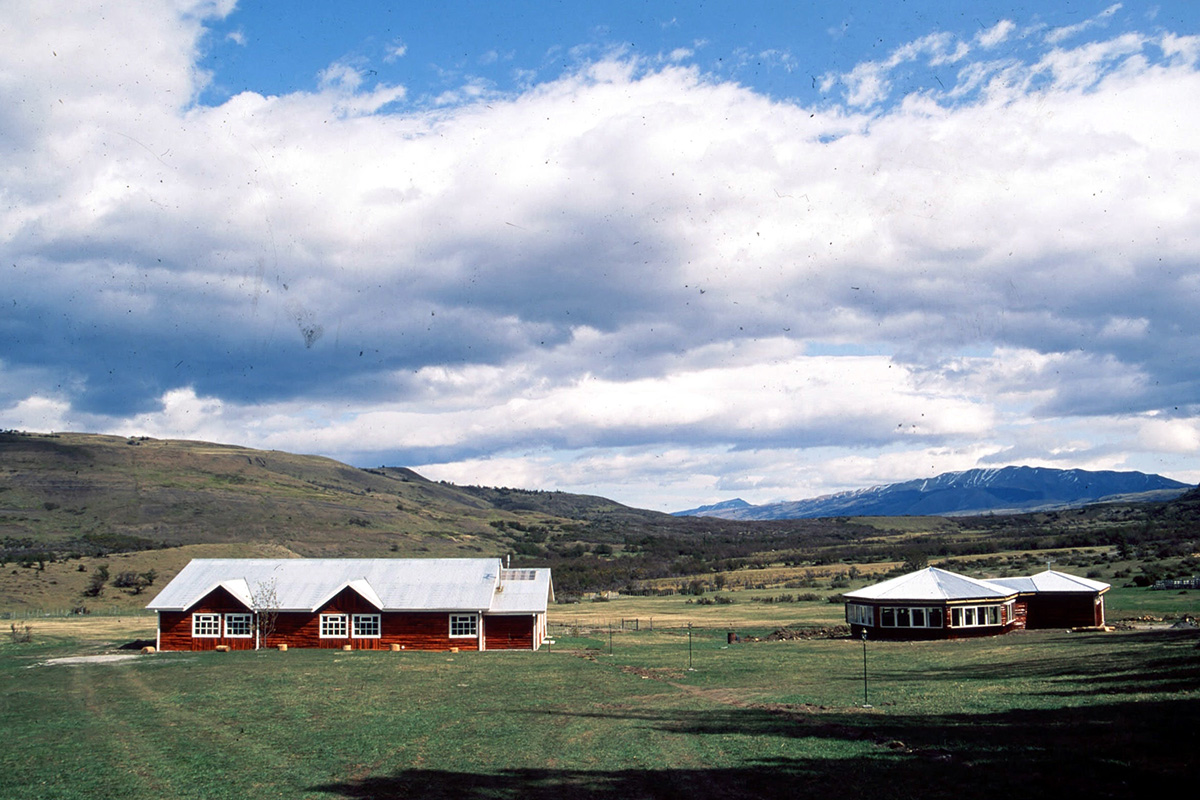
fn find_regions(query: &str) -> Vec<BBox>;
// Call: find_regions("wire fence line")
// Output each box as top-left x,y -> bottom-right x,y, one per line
547,619 -> 717,637
1,607 -> 156,620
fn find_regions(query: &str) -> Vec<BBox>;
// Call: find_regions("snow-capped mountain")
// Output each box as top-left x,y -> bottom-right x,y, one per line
673,466 -> 1192,520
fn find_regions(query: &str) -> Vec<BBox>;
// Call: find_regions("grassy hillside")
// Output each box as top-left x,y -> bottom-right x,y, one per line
0,431 -> 571,556
3,431 -> 1198,611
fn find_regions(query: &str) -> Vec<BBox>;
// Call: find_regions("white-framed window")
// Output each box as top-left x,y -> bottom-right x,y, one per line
449,614 -> 478,638
352,614 -> 381,638
846,603 -> 873,626
951,604 -> 1004,627
225,613 -> 253,638
192,613 -> 221,638
879,606 -> 943,628
320,613 -> 348,638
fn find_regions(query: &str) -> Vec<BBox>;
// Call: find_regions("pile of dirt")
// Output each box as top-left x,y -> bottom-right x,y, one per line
738,625 -> 850,642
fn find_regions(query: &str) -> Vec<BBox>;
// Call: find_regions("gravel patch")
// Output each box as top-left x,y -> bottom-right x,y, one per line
41,654 -> 148,666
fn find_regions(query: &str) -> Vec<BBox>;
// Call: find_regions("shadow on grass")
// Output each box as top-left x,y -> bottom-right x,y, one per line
312,696 -> 1199,799
312,762 -> 874,800
311,630 -> 1200,798
870,628 -> 1200,696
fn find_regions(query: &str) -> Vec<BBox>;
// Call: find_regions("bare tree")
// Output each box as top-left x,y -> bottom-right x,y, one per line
250,577 -> 279,650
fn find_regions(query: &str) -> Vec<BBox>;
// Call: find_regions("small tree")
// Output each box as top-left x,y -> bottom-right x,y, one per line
902,550 -> 930,572
83,565 -> 109,598
113,570 -> 159,595
251,578 -> 279,650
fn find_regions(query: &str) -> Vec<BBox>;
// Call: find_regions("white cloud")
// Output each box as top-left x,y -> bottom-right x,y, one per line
385,39 -> 408,62
830,30 -> 972,107
2,2 -> 1199,510
1138,417 -> 1200,453
315,61 -> 406,113
841,61 -> 890,107
3,396 -> 74,433
977,20 -> 1016,49
1046,3 -> 1123,46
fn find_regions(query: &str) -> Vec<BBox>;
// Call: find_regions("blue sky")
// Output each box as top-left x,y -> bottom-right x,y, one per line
195,2 -> 1186,107
3,1 -> 1200,510
195,0 -> 967,106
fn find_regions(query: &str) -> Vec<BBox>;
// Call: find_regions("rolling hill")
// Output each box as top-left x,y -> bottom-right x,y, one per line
3,431 -> 1199,610
0,431 -> 751,561
0,430 -> 570,557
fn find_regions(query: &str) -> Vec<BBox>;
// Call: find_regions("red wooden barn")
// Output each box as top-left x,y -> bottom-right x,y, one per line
147,558 -> 553,652
844,566 -> 1109,640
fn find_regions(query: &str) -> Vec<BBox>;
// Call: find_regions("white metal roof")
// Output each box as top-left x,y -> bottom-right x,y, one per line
146,558 -> 552,614
843,567 -> 1016,602
491,568 -> 556,613
989,569 -> 1110,594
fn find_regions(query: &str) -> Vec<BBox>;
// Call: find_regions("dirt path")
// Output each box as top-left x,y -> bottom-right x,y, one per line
42,654 -> 148,666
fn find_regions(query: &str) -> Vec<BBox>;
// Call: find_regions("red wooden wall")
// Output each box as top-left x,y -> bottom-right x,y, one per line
157,585 -> 255,651
483,615 -> 534,650
158,586 -> 541,651
1022,593 -> 1105,628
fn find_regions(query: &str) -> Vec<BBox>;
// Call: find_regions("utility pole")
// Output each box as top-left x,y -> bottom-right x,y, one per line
861,629 -> 872,708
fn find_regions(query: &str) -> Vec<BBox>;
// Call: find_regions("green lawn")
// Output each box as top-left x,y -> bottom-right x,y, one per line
2,617 -> 1198,799
1104,584 -> 1200,620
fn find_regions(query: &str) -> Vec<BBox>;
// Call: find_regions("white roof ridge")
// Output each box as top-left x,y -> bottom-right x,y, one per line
1031,569 -> 1111,592
309,577 -> 384,612
175,577 -> 253,611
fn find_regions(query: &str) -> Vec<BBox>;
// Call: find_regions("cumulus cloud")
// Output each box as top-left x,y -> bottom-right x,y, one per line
385,39 -> 408,62
977,20 -> 1017,49
828,30 -> 971,108
1139,418 -> 1200,453
2,1 -> 1200,508
1046,3 -> 1122,46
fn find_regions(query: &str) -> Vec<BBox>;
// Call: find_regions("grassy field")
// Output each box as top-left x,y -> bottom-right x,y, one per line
3,602 -> 1197,799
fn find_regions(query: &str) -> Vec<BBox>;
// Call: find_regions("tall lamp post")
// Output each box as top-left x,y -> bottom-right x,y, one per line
861,629 -> 872,709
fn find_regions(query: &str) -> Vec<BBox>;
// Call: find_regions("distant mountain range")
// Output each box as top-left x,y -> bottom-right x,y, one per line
673,466 -> 1193,520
